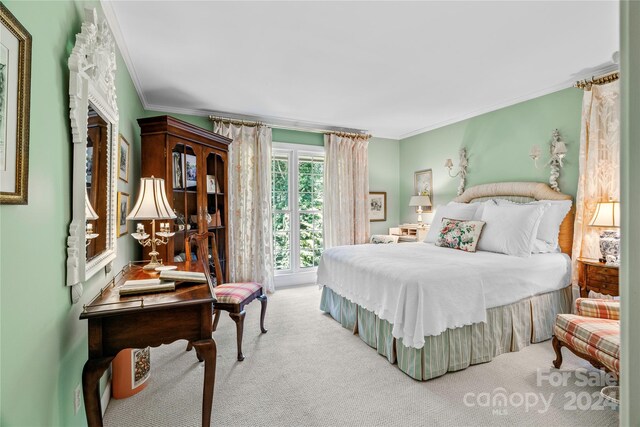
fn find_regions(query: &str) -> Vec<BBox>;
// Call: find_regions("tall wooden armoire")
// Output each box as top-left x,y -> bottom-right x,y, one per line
138,116 -> 232,281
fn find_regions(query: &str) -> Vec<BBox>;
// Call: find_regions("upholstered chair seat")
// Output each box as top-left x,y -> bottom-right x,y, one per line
552,298 -> 620,376
214,282 -> 264,305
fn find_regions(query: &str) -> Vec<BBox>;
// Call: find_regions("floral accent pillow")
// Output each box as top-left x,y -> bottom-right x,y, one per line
435,218 -> 486,252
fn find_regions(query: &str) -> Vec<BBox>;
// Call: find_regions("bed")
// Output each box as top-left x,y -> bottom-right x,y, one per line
317,182 -> 575,381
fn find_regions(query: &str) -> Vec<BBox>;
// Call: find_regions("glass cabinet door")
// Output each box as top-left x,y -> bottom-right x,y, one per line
169,142 -> 201,262
203,148 -> 227,282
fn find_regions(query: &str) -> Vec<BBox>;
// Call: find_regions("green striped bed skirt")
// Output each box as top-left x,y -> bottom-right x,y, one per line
319,285 -> 572,381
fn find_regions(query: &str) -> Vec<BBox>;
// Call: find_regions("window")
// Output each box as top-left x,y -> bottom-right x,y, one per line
272,143 -> 324,277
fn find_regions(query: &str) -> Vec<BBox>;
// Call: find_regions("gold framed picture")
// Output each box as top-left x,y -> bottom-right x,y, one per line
118,134 -> 130,183
117,191 -> 130,237
0,4 -> 32,204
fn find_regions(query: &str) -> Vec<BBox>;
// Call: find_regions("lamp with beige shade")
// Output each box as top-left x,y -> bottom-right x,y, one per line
409,195 -> 432,227
589,201 -> 620,264
85,190 -> 99,245
127,177 -> 177,270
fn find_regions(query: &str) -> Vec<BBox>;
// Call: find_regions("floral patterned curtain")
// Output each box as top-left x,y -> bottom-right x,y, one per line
572,81 -> 620,283
213,122 -> 274,293
324,133 -> 370,248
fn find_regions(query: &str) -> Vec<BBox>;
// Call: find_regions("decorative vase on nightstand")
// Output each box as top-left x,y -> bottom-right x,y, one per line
599,230 -> 620,264
589,201 -> 620,264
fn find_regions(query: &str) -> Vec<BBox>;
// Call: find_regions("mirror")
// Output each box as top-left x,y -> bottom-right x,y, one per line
85,104 -> 109,260
66,8 -> 119,302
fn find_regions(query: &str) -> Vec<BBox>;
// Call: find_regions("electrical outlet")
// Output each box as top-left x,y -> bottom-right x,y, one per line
74,384 -> 82,415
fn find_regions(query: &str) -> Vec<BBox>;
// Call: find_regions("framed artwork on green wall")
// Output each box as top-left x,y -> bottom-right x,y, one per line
0,4 -> 31,204
369,191 -> 387,222
414,169 -> 433,212
117,192 -> 130,237
118,134 -> 130,183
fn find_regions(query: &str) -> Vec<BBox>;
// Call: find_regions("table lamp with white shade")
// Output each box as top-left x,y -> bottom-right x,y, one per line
589,201 -> 620,264
126,177 -> 176,270
409,195 -> 432,227
85,190 -> 99,245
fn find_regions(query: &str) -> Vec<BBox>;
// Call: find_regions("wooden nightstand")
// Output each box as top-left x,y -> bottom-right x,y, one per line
577,257 -> 619,297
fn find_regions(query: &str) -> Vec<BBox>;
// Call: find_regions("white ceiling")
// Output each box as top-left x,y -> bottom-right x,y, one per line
103,1 -> 619,139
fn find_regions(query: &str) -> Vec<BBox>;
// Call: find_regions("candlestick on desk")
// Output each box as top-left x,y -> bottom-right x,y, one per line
127,177 -> 176,270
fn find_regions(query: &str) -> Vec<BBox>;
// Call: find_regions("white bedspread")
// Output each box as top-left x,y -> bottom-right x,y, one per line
317,242 -> 571,349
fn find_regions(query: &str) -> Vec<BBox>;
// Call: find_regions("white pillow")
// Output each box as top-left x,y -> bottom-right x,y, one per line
496,199 -> 572,248
425,203 -> 480,243
473,200 -> 496,221
448,200 -> 496,221
477,203 -> 547,257
531,239 -> 561,254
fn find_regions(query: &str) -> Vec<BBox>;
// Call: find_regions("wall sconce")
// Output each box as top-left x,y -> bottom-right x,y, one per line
529,129 -> 568,192
444,148 -> 468,196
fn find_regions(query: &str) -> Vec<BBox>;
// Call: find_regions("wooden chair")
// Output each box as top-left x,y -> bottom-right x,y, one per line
186,232 -> 267,361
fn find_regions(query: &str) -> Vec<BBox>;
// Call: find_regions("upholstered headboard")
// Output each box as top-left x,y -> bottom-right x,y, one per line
453,182 -> 575,256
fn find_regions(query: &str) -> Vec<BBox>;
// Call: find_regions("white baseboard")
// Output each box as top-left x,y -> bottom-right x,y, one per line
101,380 -> 111,416
275,270 -> 317,288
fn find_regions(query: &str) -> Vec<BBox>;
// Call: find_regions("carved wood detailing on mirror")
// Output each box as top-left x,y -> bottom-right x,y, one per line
67,8 -> 119,302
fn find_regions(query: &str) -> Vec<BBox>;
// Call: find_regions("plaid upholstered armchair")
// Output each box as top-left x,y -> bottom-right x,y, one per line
552,298 -> 620,377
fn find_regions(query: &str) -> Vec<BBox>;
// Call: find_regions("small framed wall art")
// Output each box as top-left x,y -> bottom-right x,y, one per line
0,4 -> 32,204
117,191 -> 130,237
185,154 -> 197,189
172,152 -> 183,189
414,169 -> 433,212
368,191 -> 387,222
118,134 -> 130,183
206,175 -> 220,194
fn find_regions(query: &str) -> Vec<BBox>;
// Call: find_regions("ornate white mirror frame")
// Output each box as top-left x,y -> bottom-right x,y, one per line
66,8 -> 118,302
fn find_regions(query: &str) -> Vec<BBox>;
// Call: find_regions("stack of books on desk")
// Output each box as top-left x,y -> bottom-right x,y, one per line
159,270 -> 208,283
119,279 -> 175,296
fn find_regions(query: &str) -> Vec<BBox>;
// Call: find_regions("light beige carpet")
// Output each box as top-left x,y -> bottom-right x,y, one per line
104,285 -> 619,426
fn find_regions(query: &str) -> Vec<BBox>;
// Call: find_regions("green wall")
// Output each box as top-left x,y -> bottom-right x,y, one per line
272,128 -> 324,146
0,1 -> 148,425
367,137 -> 400,234
398,88 -> 584,224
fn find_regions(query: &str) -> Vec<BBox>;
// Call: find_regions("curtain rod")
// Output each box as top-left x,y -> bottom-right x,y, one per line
574,71 -> 619,91
208,115 -> 371,139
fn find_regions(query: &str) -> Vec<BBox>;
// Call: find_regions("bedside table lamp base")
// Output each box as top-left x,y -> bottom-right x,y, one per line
409,195 -> 432,228
589,201 -> 620,265
598,230 -> 620,265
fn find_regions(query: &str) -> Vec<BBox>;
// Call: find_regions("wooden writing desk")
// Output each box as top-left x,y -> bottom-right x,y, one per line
80,262 -> 216,427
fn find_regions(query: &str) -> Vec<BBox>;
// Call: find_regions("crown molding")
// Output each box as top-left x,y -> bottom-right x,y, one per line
144,102 -> 378,137
399,62 -> 619,140
101,0 -> 150,109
